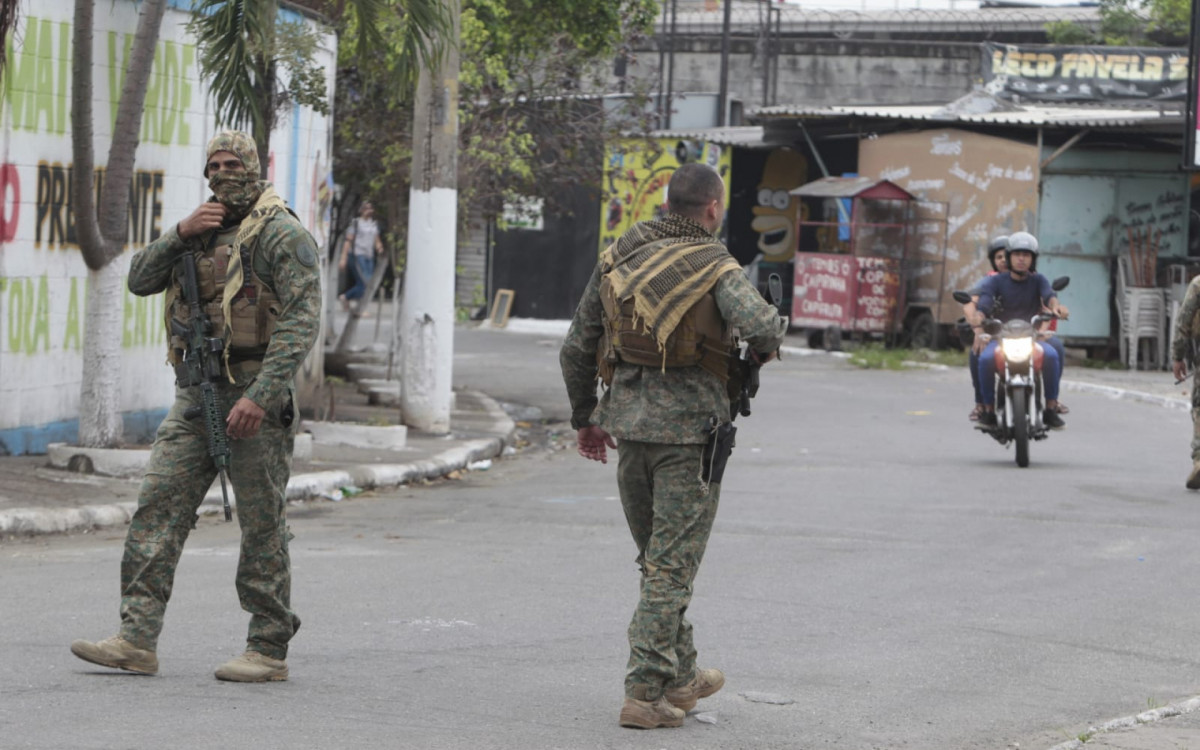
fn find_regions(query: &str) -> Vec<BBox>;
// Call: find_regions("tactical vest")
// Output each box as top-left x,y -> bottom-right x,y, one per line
595,272 -> 732,385
166,233 -> 281,378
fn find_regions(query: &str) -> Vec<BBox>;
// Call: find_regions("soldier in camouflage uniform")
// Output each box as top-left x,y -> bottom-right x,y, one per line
71,131 -> 322,682
560,163 -> 787,729
1172,275 -> 1200,489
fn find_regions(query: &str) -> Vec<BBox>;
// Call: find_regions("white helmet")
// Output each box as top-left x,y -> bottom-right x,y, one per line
1005,231 -> 1039,271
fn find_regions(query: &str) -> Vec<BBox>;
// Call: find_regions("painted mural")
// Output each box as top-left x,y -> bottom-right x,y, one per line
599,138 -> 732,255
859,129 -> 1041,325
0,0 -> 336,454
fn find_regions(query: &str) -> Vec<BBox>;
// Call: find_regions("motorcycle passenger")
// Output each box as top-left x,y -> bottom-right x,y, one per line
973,231 -> 1070,430
962,236 -> 1008,421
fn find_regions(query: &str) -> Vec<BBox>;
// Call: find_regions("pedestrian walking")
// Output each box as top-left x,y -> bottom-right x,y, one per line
338,201 -> 384,316
559,163 -> 787,729
1172,274 -> 1200,489
70,130 -> 322,682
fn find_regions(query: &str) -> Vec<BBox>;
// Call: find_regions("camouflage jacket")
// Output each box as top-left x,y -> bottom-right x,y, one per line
1173,275 -> 1200,363
560,219 -> 787,445
128,210 -> 322,411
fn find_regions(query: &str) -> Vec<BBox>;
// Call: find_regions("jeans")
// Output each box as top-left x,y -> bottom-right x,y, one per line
345,254 -> 374,301
979,338 -> 1061,407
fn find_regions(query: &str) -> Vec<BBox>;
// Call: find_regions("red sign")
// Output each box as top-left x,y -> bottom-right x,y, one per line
792,253 -> 900,332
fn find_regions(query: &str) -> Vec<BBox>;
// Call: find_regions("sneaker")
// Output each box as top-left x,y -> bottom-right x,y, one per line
214,651 -> 288,682
619,696 -> 685,729
70,636 -> 158,675
977,411 -> 997,428
665,668 -> 726,712
1043,409 -> 1066,430
1187,461 -> 1200,490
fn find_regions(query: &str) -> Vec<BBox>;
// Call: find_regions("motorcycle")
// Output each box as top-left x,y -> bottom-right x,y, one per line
952,276 -> 1069,468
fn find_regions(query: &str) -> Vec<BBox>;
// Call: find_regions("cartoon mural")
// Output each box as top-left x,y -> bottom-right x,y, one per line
751,148 -> 807,263
599,138 -> 732,254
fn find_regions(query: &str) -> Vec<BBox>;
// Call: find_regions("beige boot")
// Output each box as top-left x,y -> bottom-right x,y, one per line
214,651 -> 288,682
1188,461 -> 1200,490
665,667 -> 726,712
618,696 -> 685,729
70,636 -> 158,675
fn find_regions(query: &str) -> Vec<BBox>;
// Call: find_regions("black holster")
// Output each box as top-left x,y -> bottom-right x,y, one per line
701,420 -> 737,485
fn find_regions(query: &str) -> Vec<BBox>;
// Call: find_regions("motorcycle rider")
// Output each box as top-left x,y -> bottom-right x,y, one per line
973,231 -> 1070,430
962,236 -> 1009,421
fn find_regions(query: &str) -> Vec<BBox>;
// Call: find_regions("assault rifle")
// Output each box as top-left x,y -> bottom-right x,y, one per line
169,249 -> 233,521
732,272 -> 784,420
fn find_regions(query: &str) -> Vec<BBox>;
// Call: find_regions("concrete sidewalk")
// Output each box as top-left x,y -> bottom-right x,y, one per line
0,382 -> 515,536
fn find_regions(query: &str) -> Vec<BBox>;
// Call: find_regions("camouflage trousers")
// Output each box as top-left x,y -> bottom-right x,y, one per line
616,440 -> 721,701
1192,374 -> 1200,460
119,370 -> 299,660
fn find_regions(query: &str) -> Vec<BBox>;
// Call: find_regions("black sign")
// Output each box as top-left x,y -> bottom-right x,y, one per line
982,42 -> 1188,102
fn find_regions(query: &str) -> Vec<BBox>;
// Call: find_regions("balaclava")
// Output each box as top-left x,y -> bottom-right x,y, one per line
205,130 -> 264,221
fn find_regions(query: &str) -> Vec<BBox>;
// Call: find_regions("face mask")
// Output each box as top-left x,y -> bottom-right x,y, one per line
208,171 -> 261,217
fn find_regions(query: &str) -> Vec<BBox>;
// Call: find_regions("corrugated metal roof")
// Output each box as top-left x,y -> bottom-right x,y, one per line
750,103 -> 1182,129
648,126 -> 768,147
790,176 -> 913,199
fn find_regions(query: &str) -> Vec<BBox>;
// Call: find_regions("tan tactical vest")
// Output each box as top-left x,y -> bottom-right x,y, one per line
166,235 -> 281,374
596,273 -> 732,385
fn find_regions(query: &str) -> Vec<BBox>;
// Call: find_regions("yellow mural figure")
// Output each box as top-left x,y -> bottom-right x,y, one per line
599,138 -> 732,255
751,148 -> 807,263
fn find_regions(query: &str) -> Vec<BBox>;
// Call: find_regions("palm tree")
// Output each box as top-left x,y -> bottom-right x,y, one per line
189,0 -> 449,176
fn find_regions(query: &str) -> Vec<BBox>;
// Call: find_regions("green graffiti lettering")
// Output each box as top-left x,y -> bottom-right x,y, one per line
31,275 -> 50,353
63,276 -> 80,351
179,45 -> 194,145
160,41 -> 178,145
122,285 -> 166,349
4,18 -> 38,130
56,21 -> 68,134
7,275 -> 21,351
33,19 -> 55,133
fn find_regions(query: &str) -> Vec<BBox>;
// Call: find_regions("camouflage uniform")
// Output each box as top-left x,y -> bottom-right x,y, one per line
118,132 -> 321,661
1172,276 -> 1200,460
560,215 -> 786,701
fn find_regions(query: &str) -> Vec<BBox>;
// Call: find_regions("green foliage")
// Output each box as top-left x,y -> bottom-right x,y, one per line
1043,20 -> 1097,45
1045,0 -> 1188,46
848,344 -> 968,370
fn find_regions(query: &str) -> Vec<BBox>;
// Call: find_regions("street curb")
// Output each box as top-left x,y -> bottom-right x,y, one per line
0,390 -> 515,538
1059,379 -> 1189,411
1045,695 -> 1200,750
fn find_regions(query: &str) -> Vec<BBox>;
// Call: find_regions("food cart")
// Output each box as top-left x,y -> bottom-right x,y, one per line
789,176 -> 948,350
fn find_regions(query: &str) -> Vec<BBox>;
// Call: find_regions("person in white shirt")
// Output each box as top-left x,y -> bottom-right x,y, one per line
338,201 -> 384,315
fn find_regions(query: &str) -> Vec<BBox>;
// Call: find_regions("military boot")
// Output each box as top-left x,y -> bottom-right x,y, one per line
665,668 -> 726,712
70,636 -> 158,675
214,651 -> 288,682
1188,460 -> 1200,490
618,696 -> 685,729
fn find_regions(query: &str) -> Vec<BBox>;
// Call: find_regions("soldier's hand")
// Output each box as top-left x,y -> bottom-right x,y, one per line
178,202 -> 228,240
1174,360 -> 1188,383
227,397 -> 266,440
577,426 -> 617,464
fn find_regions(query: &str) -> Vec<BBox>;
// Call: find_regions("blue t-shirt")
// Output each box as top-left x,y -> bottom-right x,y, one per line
976,272 -> 1055,323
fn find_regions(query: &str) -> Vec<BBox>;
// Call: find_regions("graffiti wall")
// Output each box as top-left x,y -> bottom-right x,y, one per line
599,138 -> 732,255
0,0 -> 335,454
858,129 -> 1040,325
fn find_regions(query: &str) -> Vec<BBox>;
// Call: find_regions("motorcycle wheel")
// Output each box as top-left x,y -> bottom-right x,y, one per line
1011,388 -> 1030,467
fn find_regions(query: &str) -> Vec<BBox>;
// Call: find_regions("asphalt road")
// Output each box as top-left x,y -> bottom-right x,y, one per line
2,328 -> 1198,750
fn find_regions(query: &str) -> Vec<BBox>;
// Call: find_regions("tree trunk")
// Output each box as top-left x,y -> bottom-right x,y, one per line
401,0 -> 460,434
78,262 -> 127,446
71,0 -> 167,446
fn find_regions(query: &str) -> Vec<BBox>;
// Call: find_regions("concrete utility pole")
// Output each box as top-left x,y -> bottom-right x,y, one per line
401,0 -> 460,433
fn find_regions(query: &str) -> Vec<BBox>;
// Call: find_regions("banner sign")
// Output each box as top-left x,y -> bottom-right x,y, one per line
982,42 -> 1188,102
791,253 -> 900,333
1186,0 -> 1200,168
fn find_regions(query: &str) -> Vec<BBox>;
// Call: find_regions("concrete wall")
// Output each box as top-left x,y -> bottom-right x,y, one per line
625,37 -> 979,109
0,0 -> 336,454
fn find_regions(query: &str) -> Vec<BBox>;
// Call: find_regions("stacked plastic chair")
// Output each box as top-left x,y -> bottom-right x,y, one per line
1117,256 -> 1167,370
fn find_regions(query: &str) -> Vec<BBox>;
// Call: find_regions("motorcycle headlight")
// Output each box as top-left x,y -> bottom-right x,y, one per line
1001,337 -> 1033,362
